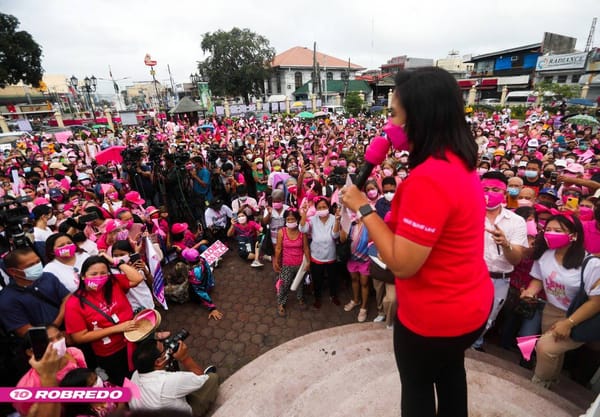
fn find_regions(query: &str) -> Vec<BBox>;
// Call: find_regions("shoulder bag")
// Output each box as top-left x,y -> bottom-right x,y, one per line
567,255 -> 600,342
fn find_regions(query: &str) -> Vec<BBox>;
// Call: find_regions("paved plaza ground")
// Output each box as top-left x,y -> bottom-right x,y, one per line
159,249 -> 597,413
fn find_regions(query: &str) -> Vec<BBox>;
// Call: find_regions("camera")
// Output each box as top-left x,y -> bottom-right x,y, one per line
0,196 -> 33,253
163,329 -> 190,354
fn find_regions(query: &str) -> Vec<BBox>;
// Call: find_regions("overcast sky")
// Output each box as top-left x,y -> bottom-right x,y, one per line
2,0 -> 599,95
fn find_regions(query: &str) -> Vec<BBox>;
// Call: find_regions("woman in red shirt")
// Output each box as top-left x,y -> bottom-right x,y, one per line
65,255 -> 143,385
342,67 -> 493,417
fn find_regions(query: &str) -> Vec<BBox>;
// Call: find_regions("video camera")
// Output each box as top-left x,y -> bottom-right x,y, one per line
120,147 -> 144,171
0,196 -> 33,252
147,136 -> 167,164
163,328 -> 190,371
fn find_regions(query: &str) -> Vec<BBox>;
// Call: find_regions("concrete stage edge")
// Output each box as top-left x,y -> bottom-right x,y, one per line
211,323 -> 591,417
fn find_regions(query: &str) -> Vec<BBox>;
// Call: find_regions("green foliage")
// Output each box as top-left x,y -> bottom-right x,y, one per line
534,80 -> 580,100
0,13 -> 43,88
198,28 -> 275,104
344,91 -> 363,116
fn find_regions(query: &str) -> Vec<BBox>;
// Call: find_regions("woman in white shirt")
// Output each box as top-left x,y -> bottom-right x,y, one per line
111,239 -> 155,313
521,214 -> 600,388
299,197 -> 342,309
43,233 -> 90,293
32,205 -> 56,243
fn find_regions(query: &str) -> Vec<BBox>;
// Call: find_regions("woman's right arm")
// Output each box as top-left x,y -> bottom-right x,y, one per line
70,320 -> 136,345
521,278 -> 544,299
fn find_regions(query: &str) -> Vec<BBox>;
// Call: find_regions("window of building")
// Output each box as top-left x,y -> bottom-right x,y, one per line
326,72 -> 333,81
571,74 -> 581,83
276,73 -> 281,94
543,76 -> 554,83
294,72 -> 303,90
556,75 -> 567,84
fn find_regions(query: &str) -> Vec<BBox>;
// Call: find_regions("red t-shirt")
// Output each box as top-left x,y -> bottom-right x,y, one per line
389,152 -> 493,337
65,274 -> 133,357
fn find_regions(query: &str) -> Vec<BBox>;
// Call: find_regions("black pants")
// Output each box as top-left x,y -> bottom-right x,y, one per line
96,347 -> 130,386
393,317 -> 485,417
310,261 -> 339,300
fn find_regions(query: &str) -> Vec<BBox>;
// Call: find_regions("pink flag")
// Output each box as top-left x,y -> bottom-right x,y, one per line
517,336 -> 539,361
123,377 -> 141,399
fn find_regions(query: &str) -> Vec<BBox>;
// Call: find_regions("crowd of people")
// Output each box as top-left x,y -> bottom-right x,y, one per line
0,66 -> 599,415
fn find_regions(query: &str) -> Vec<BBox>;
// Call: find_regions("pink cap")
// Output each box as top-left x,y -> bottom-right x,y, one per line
171,222 -> 188,234
125,191 -> 145,206
105,219 -> 120,233
33,197 -> 50,206
181,248 -> 200,262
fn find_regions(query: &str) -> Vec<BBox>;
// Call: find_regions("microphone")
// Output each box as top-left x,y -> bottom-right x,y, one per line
353,136 -> 390,189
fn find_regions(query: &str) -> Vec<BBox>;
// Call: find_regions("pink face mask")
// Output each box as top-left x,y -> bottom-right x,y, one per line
484,191 -> 505,210
517,198 -> 534,207
383,119 -> 409,151
125,220 -> 134,230
367,189 -> 379,200
316,209 -> 329,218
382,168 -> 393,177
84,275 -> 109,291
338,160 -> 347,168
108,192 -> 119,200
54,243 -> 77,258
544,232 -> 571,249
526,220 -> 538,236
288,185 -> 297,194
272,202 -> 283,210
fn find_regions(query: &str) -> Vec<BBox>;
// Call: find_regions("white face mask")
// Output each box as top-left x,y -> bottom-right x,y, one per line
384,192 -> 395,202
51,337 -> 67,358
47,215 -> 57,226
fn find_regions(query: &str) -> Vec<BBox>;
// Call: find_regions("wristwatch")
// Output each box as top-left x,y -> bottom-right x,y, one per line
357,204 -> 374,219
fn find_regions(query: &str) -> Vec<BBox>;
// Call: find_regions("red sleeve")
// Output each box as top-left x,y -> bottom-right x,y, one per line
113,273 -> 131,290
391,173 -> 451,247
64,297 -> 88,335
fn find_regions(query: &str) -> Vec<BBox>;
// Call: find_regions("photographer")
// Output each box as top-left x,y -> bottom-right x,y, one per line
130,336 -> 219,416
163,154 -> 194,225
124,151 -> 155,205
189,156 -> 212,222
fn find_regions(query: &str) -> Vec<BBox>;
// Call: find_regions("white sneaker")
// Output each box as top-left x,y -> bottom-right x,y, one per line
262,255 -> 272,261
373,314 -> 386,323
251,260 -> 264,268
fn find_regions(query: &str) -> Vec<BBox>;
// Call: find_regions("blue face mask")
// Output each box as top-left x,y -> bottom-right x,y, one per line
20,262 -> 44,281
507,187 -> 520,197
524,170 -> 538,179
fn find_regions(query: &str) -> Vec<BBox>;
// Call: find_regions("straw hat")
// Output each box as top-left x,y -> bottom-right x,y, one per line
124,309 -> 162,342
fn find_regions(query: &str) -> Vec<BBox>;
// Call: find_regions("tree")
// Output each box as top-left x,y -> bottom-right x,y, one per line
344,91 -> 363,116
0,13 -> 43,88
534,80 -> 580,100
198,28 -> 275,104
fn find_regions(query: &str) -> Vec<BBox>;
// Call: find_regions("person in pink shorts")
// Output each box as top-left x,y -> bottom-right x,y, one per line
341,218 -> 371,322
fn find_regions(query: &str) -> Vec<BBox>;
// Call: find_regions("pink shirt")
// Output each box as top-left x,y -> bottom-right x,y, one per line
583,221 -> 600,254
281,228 -> 304,266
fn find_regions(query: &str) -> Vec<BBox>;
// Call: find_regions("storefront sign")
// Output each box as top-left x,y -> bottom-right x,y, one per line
536,52 -> 587,72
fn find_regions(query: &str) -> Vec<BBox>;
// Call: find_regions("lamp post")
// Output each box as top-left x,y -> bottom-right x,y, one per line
70,75 -> 97,123
190,73 -> 201,98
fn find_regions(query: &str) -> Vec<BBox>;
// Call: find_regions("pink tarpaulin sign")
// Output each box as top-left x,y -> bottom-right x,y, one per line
200,240 -> 229,265
54,130 -> 73,144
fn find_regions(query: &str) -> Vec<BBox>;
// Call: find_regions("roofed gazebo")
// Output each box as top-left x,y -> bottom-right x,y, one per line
169,96 -> 205,124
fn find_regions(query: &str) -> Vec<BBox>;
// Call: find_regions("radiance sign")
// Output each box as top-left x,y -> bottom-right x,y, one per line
536,52 -> 587,72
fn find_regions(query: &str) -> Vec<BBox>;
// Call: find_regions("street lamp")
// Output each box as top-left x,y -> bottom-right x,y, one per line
70,75 -> 97,123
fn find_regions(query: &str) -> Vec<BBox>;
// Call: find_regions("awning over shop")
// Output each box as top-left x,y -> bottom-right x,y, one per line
457,80 -> 475,89
457,79 -> 497,90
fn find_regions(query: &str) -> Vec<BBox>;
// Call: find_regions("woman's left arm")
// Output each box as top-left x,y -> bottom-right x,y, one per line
553,294 -> 600,340
117,263 -> 144,288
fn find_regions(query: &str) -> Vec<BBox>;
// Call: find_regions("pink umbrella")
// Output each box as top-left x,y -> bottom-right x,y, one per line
95,146 -> 126,164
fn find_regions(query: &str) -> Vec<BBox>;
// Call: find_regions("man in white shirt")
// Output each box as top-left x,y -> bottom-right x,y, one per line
130,337 -> 219,416
473,171 -> 528,351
